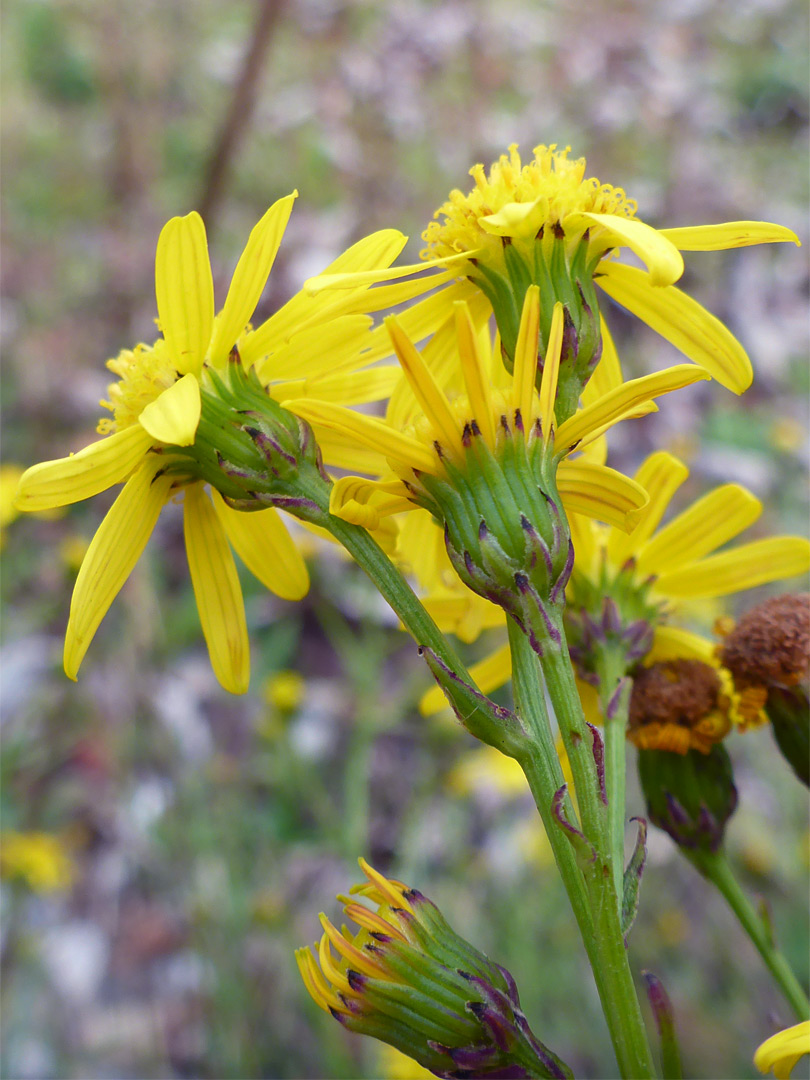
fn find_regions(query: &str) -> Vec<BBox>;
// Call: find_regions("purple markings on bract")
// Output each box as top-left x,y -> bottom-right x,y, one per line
586,722 -> 608,805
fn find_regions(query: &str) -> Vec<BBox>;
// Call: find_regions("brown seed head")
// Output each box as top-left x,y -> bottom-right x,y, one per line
719,593 -> 810,690
628,659 -> 730,755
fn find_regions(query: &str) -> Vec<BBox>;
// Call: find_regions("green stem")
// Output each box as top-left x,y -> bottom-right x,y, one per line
541,610 -> 610,861
595,645 -> 633,903
308,479 -> 655,1075
691,849 -> 810,1020
508,621 -> 594,939
510,624 -> 656,1079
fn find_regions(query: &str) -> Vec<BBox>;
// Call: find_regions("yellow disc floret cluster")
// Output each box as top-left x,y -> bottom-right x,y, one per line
97,339 -> 178,434
422,143 -> 638,260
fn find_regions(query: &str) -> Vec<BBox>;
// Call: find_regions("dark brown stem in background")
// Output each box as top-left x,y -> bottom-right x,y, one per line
198,0 -> 287,232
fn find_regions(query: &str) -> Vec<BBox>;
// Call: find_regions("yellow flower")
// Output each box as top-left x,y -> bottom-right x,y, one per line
308,143 -> 799,396
0,830 -> 75,893
296,859 -> 566,1076
287,289 -> 706,537
262,669 -> 304,713
419,450 -> 809,717
446,744 -> 528,798
755,1021 -> 810,1079
14,197 -> 435,693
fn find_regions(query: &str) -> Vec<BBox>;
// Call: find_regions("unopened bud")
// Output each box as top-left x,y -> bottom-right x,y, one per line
765,685 -> 810,787
637,744 -> 738,854
296,859 -> 572,1079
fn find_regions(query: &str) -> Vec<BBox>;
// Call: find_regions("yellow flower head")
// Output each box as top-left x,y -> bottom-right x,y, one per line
423,143 -> 640,268
14,198 -> 434,694
263,669 -> 305,713
288,288 -> 713,656
0,831 -> 75,893
755,1021 -> 810,1080
307,142 -> 799,399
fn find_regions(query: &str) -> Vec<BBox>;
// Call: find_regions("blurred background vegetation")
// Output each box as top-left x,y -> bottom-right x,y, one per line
1,1 -> 808,1077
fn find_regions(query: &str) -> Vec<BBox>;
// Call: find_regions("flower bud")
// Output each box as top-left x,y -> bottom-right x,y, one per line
637,744 -> 738,854
765,685 -> 810,787
296,859 -> 572,1079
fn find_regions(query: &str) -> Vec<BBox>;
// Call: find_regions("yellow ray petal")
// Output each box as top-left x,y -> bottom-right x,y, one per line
256,314 -> 373,383
295,947 -> 342,1013
243,230 -> 410,362
315,429 -> 389,475
566,212 -> 685,287
556,364 -> 709,451
607,452 -> 689,568
646,625 -> 715,665
658,221 -> 800,251
183,484 -> 249,694
385,317 -> 463,458
304,250 -> 473,295
596,262 -> 752,393
635,484 -> 762,577
511,285 -> 541,424
538,300 -> 564,443
211,490 -> 309,601
581,316 -> 622,406
754,1021 -> 810,1080
283,366 -> 402,407
137,373 -> 201,446
283,398 -> 436,473
386,314 -> 464,431
329,475 -> 413,529
568,512 -> 599,582
454,302 -> 496,447
480,196 -> 549,238
654,537 -> 810,599
155,212 -> 214,376
64,461 -> 172,680
15,425 -> 153,512
209,192 -> 297,367
557,461 -> 648,531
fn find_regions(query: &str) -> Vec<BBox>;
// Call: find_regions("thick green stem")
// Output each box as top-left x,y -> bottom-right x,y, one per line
508,622 -> 594,939
691,849 -> 810,1021
510,624 -> 656,1079
307,479 -> 655,1075
595,645 -> 633,903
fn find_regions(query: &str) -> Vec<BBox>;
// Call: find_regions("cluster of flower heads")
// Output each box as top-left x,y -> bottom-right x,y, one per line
12,143 -> 809,1074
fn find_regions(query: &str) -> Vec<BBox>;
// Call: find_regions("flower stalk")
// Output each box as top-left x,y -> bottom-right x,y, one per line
509,622 -> 657,1079
688,849 -> 809,1021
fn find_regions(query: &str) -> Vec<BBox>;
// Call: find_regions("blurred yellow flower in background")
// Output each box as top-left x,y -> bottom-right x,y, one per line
0,831 -> 75,893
